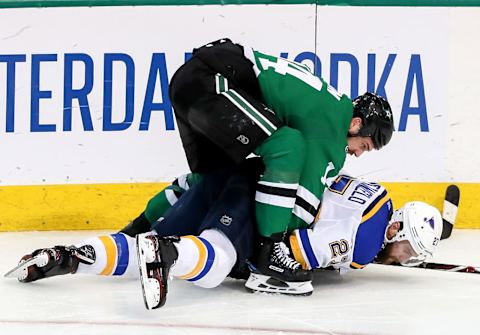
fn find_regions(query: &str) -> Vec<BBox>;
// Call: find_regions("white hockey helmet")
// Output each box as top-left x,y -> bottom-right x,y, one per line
385,201 -> 442,266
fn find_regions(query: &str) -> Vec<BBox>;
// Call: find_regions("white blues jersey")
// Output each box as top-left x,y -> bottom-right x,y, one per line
289,175 -> 393,273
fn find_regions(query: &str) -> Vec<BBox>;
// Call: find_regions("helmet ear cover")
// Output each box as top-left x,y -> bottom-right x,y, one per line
353,92 -> 394,149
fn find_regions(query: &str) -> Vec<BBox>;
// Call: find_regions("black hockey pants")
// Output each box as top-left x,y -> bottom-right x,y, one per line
169,38 -> 282,173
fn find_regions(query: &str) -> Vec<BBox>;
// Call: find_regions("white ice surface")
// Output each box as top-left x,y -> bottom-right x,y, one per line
1,230 -> 479,335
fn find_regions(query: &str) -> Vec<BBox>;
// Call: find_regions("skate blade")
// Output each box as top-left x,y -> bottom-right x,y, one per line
136,234 -> 160,310
4,253 -> 49,279
245,272 -> 313,296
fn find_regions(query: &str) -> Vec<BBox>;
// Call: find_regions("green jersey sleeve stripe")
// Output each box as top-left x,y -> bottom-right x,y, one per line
174,174 -> 191,191
293,205 -> 315,224
225,89 -> 278,132
221,90 -> 273,135
297,186 -> 321,208
258,180 -> 299,189
255,191 -> 297,208
215,73 -> 228,94
164,188 -> 179,206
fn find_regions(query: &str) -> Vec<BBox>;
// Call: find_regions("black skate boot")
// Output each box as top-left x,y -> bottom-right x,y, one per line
245,237 -> 313,295
5,245 -> 95,283
136,234 -> 179,310
120,212 -> 151,237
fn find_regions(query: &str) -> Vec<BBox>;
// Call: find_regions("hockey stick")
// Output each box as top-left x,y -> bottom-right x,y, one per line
388,261 -> 480,274
441,184 -> 460,240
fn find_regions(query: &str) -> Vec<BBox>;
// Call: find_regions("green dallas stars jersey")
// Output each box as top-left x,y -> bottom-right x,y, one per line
244,48 -> 354,236
143,48 -> 353,238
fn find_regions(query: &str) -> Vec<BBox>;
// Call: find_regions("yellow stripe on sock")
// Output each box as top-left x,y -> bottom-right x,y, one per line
178,236 -> 207,280
289,234 -> 308,270
99,236 -> 117,276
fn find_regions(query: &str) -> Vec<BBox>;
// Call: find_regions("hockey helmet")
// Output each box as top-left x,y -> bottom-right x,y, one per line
353,92 -> 394,150
385,201 -> 443,266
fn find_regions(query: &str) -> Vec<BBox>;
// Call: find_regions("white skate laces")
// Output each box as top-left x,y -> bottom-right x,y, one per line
245,242 -> 314,296
272,242 -> 301,270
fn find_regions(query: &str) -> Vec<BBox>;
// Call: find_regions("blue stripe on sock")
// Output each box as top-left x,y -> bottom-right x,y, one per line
299,229 -> 319,269
187,237 -> 216,282
111,233 -> 129,276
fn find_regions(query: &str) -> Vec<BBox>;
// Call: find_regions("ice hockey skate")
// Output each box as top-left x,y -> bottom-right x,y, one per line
245,239 -> 313,296
4,245 -> 95,282
136,233 -> 179,310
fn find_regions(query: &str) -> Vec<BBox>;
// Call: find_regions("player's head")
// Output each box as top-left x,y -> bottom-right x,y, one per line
379,201 -> 442,266
348,92 -> 394,152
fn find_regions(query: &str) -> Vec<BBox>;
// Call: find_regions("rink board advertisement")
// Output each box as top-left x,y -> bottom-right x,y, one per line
0,5 -> 316,186
0,5 -> 477,230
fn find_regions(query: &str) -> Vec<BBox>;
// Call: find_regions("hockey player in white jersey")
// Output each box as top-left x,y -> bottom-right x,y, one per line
5,169 -> 443,310
244,175 -> 443,294
287,176 -> 441,272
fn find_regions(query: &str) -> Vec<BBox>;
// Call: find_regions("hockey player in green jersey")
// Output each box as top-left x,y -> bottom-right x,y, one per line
169,38 -> 394,285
